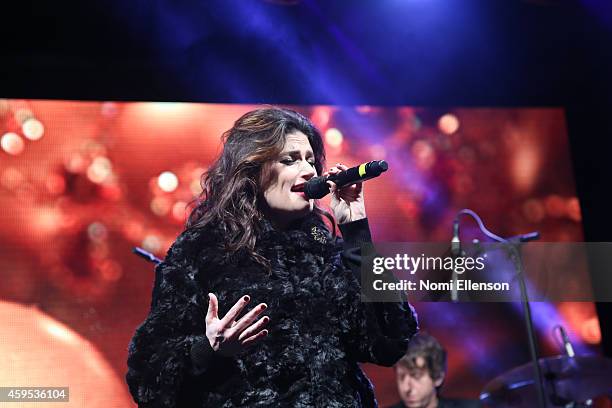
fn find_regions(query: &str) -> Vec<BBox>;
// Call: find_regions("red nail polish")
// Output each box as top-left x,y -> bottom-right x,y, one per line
244,295 -> 250,302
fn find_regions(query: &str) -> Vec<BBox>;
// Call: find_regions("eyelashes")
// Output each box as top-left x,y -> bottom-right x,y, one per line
281,158 -> 316,167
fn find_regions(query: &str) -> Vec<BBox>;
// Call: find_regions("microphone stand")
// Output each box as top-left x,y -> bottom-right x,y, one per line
132,247 -> 162,264
455,209 -> 546,408
132,247 -> 163,308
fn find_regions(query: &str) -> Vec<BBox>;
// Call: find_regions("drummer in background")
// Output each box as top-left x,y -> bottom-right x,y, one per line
388,333 -> 481,408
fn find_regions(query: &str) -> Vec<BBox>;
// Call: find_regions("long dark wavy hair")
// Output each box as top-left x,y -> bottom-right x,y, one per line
186,107 -> 334,268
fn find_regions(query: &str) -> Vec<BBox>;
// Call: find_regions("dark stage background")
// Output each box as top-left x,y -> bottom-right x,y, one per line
1,0 -> 612,407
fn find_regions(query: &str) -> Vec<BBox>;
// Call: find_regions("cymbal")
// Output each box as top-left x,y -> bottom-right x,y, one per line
480,355 -> 612,407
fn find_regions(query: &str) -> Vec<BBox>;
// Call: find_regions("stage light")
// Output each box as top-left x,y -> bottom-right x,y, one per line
172,201 -> 188,222
1,132 -> 25,155
142,234 -> 161,253
150,196 -> 171,216
325,128 -> 343,147
14,108 -> 33,124
581,317 -> 601,345
34,207 -> 63,234
157,171 -> 179,192
438,113 -> 460,135
65,153 -> 87,173
356,106 -> 373,114
411,140 -> 436,170
311,106 -> 332,129
190,179 -> 203,195
87,222 -> 108,243
511,141 -> 539,192
1,167 -> 24,189
566,197 -> 582,221
86,157 -> 113,184
191,166 -> 206,179
22,118 -> 45,140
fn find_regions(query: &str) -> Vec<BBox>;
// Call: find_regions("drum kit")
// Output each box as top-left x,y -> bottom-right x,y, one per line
480,354 -> 612,407
451,209 -> 612,407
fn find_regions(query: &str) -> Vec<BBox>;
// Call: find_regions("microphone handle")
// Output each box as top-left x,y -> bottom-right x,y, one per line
303,160 -> 388,199
451,219 -> 461,256
559,326 -> 576,358
328,160 -> 388,188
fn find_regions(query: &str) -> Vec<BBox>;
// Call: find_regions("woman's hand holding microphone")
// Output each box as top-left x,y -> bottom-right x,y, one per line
324,163 -> 367,225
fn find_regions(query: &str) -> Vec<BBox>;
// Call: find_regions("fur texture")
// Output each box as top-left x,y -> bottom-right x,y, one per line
126,215 -> 418,407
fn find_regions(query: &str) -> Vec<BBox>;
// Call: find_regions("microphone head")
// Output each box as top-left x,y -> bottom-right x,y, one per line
366,160 -> 388,176
303,176 -> 330,199
375,160 -> 388,173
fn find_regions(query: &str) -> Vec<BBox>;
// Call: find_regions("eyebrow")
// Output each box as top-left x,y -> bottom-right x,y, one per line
281,149 -> 314,157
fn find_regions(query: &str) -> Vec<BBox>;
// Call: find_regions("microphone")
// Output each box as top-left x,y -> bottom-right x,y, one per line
507,231 -> 540,243
556,325 -> 576,358
450,218 -> 461,302
132,247 -> 162,265
451,218 -> 461,257
303,160 -> 389,199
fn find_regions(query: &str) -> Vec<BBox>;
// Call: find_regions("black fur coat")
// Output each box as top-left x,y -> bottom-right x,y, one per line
126,215 -> 418,407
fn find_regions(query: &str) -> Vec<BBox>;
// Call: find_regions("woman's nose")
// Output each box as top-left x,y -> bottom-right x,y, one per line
300,162 -> 316,179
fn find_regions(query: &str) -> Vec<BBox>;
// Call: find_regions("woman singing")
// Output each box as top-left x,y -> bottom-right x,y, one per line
126,107 -> 418,407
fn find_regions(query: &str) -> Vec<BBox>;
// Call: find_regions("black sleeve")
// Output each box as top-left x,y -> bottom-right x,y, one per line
126,233 -> 234,408
338,218 -> 419,366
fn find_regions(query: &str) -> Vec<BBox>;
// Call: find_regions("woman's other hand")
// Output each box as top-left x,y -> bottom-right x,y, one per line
205,293 -> 269,356
325,163 -> 366,224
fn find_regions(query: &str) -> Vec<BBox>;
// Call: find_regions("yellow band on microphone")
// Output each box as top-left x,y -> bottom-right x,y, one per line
358,163 -> 367,177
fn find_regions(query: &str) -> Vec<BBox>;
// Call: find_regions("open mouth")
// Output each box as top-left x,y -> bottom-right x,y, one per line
291,184 -> 305,192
